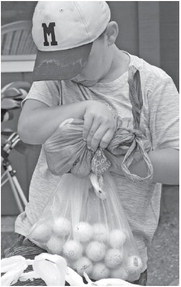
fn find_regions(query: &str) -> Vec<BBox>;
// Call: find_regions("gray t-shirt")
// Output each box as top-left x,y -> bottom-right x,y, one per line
15,53 -> 179,271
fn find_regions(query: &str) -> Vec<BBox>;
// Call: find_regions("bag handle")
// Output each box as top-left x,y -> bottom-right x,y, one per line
120,66 -> 153,182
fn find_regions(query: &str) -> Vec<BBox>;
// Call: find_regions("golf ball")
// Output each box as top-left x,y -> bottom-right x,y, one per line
46,236 -> 64,254
111,266 -> 128,280
31,223 -> 51,243
86,241 -> 106,262
63,240 -> 83,261
93,223 -> 109,242
105,248 -> 123,269
109,229 -> 126,248
74,222 -> 93,243
53,217 -> 71,237
91,263 -> 110,280
126,255 -> 143,274
74,257 -> 93,276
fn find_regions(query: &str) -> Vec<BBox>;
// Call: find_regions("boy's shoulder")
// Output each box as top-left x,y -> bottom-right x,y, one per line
129,53 -> 170,83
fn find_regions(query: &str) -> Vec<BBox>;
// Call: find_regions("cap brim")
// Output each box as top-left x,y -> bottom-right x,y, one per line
32,42 -> 92,81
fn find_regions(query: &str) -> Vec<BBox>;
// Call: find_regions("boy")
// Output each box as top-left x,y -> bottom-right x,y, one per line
7,2 -> 178,285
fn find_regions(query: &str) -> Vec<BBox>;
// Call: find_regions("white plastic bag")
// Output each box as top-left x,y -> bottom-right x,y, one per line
1,254 -> 67,286
28,171 -> 144,282
1,254 -> 143,286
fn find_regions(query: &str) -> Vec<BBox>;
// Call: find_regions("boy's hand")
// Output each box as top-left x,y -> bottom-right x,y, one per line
83,101 -> 118,151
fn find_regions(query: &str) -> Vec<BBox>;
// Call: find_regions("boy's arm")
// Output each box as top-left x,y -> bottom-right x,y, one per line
147,148 -> 179,184
109,148 -> 179,185
110,73 -> 179,185
18,99 -> 87,144
147,73 -> 179,185
128,148 -> 179,185
18,98 -> 117,146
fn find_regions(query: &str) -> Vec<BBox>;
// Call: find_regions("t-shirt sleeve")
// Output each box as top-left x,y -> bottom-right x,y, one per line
23,80 -> 61,107
148,74 -> 179,150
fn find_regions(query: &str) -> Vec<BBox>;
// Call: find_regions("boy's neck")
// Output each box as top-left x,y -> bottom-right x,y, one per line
99,46 -> 130,83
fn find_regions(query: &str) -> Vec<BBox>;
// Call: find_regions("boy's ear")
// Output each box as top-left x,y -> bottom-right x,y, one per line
105,21 -> 119,46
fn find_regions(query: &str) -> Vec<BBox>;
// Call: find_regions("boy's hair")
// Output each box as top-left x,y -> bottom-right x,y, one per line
98,26 -> 108,39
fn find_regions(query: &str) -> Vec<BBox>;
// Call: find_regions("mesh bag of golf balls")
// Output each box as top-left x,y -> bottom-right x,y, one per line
28,171 -> 145,282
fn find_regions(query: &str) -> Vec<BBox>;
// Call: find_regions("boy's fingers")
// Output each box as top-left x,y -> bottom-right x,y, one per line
83,114 -> 93,140
90,126 -> 108,152
100,129 -> 114,149
86,120 -> 101,149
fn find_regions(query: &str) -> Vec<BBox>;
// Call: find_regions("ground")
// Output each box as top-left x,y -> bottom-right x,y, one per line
1,185 -> 179,286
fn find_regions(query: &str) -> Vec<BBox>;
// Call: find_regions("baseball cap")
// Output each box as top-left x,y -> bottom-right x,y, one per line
32,1 -> 111,81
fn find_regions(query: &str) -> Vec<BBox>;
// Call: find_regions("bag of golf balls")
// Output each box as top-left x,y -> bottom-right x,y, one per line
28,67 -> 153,282
28,172 -> 144,282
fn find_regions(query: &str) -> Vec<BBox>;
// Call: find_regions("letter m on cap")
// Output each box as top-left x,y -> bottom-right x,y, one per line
42,22 -> 58,46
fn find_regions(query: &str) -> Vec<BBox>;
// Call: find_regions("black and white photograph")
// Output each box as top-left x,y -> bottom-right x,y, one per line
1,1 -> 179,286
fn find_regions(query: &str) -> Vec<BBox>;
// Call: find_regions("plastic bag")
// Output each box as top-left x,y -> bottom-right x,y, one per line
1,253 -> 67,286
1,254 -> 143,286
27,66 -> 152,282
28,172 -> 144,282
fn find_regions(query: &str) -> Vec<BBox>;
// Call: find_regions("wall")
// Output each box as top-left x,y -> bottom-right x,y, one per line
159,1 -> 179,88
1,1 -> 36,25
108,1 -> 179,88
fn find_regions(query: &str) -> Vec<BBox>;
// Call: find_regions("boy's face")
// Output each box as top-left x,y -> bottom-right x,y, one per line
71,34 -> 109,87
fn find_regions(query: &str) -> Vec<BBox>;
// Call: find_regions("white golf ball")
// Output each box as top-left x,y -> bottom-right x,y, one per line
74,222 -> 93,243
93,223 -> 109,242
53,217 -> 71,237
111,266 -> 128,280
105,248 -> 123,269
46,236 -> 64,254
31,223 -> 51,243
91,263 -> 110,280
109,229 -> 126,248
63,240 -> 83,261
74,257 -> 93,276
127,255 -> 143,273
86,241 -> 106,262
126,255 -> 143,274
